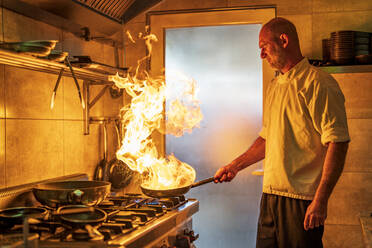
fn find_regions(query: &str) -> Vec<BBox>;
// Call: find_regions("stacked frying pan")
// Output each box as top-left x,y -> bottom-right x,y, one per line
329,31 -> 372,65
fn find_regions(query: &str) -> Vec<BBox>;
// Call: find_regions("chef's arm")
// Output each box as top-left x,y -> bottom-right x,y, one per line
314,141 -> 349,204
304,141 -> 349,230
214,136 -> 266,182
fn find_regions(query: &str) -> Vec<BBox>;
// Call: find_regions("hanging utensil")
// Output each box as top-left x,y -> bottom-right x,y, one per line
65,57 -> 85,109
50,68 -> 64,109
94,121 -> 109,181
107,119 -> 133,190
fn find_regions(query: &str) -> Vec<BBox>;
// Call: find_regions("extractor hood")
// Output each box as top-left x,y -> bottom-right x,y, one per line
1,0 -> 162,45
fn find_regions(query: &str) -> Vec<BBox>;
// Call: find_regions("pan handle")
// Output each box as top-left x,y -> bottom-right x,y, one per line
191,177 -> 215,188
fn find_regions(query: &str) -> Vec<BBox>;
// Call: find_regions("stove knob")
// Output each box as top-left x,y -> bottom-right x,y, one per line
184,229 -> 199,243
160,245 -> 175,248
175,234 -> 191,248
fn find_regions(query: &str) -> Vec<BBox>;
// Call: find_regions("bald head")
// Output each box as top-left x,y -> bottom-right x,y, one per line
259,17 -> 303,73
261,17 -> 300,46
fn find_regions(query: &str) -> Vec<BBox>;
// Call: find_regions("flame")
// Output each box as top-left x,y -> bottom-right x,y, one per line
108,30 -> 202,190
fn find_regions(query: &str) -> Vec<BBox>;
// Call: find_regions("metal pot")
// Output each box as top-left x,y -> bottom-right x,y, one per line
140,177 -> 214,198
33,180 -> 111,208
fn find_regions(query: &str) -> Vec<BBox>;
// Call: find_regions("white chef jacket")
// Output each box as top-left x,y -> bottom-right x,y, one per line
259,58 -> 350,200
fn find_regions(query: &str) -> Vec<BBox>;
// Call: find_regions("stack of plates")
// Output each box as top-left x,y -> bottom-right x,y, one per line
330,31 -> 354,65
330,31 -> 372,65
354,31 -> 370,56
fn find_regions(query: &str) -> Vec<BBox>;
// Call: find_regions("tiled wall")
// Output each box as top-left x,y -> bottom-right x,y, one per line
123,0 -> 372,247
0,8 -> 124,188
324,73 -> 372,248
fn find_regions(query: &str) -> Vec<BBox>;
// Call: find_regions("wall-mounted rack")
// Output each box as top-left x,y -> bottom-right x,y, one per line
0,48 -> 127,135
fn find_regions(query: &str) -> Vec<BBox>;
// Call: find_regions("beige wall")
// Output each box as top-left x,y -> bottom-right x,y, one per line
124,0 -> 372,65
0,8 -> 124,187
122,0 -> 372,247
325,72 -> 372,248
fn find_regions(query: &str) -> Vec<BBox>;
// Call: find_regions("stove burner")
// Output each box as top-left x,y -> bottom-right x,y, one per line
0,193 -> 193,247
71,226 -> 104,241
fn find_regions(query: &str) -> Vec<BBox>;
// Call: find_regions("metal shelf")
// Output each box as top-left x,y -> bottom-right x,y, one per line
319,64 -> 372,74
0,48 -> 126,135
0,48 -> 118,83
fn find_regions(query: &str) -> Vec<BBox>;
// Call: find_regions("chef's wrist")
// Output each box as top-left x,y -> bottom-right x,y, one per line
228,162 -> 240,173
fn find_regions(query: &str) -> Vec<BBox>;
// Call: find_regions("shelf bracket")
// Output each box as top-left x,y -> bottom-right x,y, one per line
83,80 -> 120,135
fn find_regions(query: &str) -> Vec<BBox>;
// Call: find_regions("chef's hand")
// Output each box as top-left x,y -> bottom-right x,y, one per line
214,164 -> 239,183
303,199 -> 327,231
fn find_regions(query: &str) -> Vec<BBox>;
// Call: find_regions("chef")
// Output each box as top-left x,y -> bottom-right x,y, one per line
214,17 -> 350,248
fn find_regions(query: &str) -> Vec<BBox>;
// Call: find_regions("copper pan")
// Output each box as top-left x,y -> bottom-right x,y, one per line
140,177 -> 214,198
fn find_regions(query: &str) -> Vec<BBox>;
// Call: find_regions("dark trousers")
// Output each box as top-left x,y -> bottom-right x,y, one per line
256,193 -> 324,248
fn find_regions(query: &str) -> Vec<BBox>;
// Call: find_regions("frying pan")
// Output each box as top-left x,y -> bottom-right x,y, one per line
0,207 -> 48,225
0,207 -> 95,227
57,205 -> 107,226
140,177 -> 214,198
57,205 -> 107,241
33,180 -> 111,208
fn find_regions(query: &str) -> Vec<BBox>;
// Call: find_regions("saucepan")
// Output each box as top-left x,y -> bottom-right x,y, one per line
140,177 -> 215,198
33,180 -> 111,208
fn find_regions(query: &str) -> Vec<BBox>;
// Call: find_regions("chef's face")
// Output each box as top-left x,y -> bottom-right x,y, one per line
259,29 -> 286,71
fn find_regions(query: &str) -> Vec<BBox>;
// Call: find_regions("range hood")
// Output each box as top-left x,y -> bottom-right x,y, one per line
1,0 -> 162,45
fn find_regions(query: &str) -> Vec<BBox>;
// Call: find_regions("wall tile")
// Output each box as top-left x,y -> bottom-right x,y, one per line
342,0 -> 372,12
281,14 -> 312,58
103,89 -> 122,118
0,7 -> 3,42
229,0 -> 312,15
313,0 -> 372,13
343,119 -> 372,173
323,224 -> 364,248
127,0 -> 228,24
5,66 -> 64,119
154,0 -> 226,11
103,44 -> 117,68
327,172 -> 372,225
0,65 -> 4,118
2,9 -> 61,42
63,76 -> 85,120
62,31 -> 105,64
333,73 -> 372,119
312,10 -> 372,59
0,119 -> 5,188
63,121 -> 100,180
5,119 -> 64,187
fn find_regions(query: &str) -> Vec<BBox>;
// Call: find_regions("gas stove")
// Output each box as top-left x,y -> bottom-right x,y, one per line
0,175 -> 199,248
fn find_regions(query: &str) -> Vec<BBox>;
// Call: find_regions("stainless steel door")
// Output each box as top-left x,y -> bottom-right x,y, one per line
165,24 -> 263,248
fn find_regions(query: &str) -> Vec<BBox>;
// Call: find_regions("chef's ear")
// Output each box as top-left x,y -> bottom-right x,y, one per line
279,33 -> 289,48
